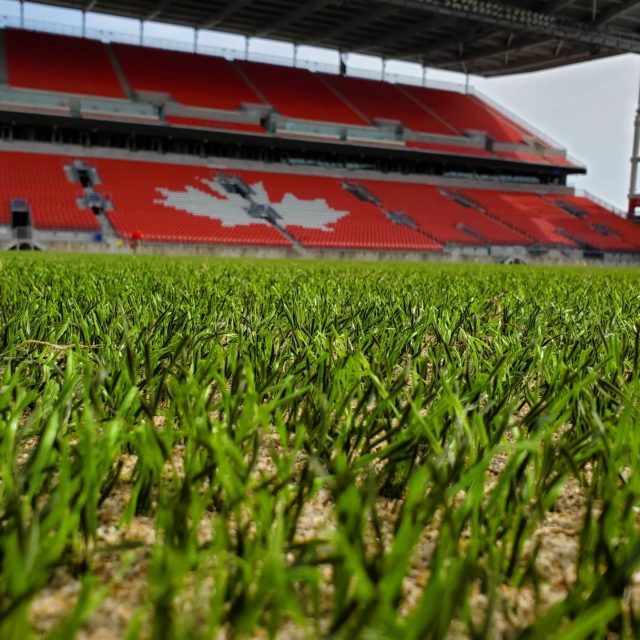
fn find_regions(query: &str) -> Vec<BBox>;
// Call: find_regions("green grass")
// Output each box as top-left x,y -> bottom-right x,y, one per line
1,254 -> 640,638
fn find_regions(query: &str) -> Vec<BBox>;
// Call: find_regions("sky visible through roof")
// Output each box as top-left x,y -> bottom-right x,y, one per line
1,0 -> 638,210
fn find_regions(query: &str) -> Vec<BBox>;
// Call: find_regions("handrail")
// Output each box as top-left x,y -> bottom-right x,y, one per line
575,189 -> 626,218
468,86 -> 563,150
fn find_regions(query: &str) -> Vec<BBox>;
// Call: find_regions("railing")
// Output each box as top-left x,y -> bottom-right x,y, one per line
80,98 -> 159,119
13,226 -> 33,241
469,86 -> 563,150
0,86 -> 159,119
346,67 -> 467,93
575,189 -> 626,218
0,87 -> 69,111
278,120 -> 342,138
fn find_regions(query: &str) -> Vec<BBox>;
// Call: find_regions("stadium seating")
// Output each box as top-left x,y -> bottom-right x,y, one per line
5,29 -> 126,98
462,190 -> 579,247
0,152 -> 99,231
90,160 -> 440,249
365,182 -> 529,246
112,44 -> 263,110
238,172 -> 441,251
402,86 -> 532,145
551,195 -> 640,250
90,159 -> 290,246
3,28 -> 566,163
468,191 -> 640,252
234,62 -> 367,126
320,74 -> 457,135
1,148 -> 635,254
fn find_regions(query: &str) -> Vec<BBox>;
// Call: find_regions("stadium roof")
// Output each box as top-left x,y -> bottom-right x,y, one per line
27,0 -> 640,76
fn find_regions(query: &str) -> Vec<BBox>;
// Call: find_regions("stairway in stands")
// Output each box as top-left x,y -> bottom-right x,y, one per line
217,173 -> 308,255
342,181 -> 443,246
105,43 -> 134,100
441,189 -> 539,245
67,160 -> 118,241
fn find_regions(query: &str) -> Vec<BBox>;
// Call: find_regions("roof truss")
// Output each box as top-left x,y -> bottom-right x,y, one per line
20,0 -> 640,75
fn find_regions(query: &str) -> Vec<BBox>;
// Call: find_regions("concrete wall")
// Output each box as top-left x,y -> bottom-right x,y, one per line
31,239 -> 640,267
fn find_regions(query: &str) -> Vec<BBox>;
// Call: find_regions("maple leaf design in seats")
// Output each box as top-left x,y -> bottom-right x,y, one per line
155,176 -> 348,231
155,178 -> 266,228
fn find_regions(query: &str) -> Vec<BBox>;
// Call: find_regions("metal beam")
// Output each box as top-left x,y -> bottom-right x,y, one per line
353,14 -> 450,53
439,35 -> 557,67
253,0 -> 337,38
394,0 -> 576,65
84,0 -> 99,11
481,48 -> 609,76
374,0 -> 571,61
306,5 -> 397,47
394,0 -> 577,63
145,0 -> 174,21
596,0 -> 640,24
383,23 -> 491,59
391,1 -> 576,60
200,0 -> 254,30
369,0 -> 640,53
533,0 -> 579,14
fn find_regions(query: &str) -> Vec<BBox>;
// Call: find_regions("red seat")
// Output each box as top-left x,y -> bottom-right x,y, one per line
366,181 -> 528,246
320,74 -> 456,136
0,150 -> 634,253
0,152 -> 99,231
6,29 -> 125,98
113,44 -> 263,111
552,196 -> 640,251
406,140 -> 494,158
403,86 -> 532,144
92,159 -> 290,246
463,190 -> 577,246
235,62 -> 366,126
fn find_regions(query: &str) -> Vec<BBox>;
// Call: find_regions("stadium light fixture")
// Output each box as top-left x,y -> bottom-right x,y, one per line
371,0 -> 640,53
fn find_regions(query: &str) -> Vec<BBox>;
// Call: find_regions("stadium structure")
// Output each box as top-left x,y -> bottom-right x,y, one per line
2,0 -> 640,263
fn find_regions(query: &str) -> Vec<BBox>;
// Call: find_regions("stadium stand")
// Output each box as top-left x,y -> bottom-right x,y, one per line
462,190 -> 578,247
234,61 -> 367,126
0,5 -> 636,261
365,182 -> 530,246
0,148 -> 637,255
5,29 -> 125,98
91,159 -> 290,246
402,86 -> 532,144
112,44 -> 263,110
0,152 -> 99,231
238,172 -> 441,251
91,159 -> 439,250
320,74 -> 457,135
551,195 -> 640,250
1,29 -> 571,168
458,189 -> 639,250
